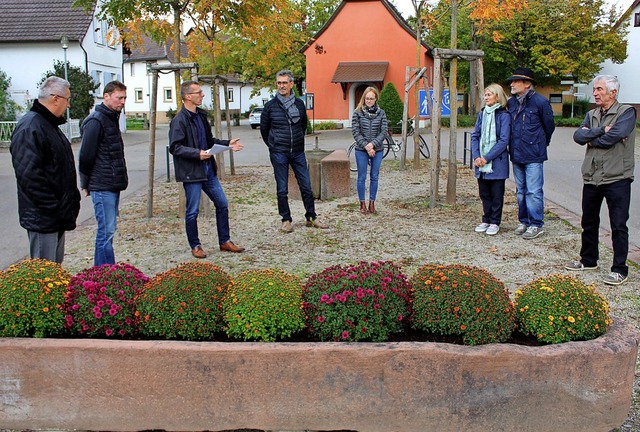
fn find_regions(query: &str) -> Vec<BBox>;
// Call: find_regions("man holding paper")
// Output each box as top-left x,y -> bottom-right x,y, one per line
169,80 -> 245,258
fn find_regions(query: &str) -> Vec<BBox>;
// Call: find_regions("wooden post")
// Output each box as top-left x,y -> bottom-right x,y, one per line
430,57 -> 443,208
146,70 -> 159,219
400,66 -> 410,170
222,80 -> 235,176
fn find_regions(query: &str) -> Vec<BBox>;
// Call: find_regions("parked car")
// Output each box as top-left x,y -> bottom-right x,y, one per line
249,107 -> 263,129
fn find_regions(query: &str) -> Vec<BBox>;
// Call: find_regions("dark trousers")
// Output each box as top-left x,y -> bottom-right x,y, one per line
478,178 -> 506,225
580,179 -> 631,276
269,151 -> 316,222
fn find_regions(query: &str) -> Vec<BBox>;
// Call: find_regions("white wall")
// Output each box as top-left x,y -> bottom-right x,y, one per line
592,4 -> 640,104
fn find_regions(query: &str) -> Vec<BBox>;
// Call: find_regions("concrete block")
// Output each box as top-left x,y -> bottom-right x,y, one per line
0,319 -> 637,432
320,149 -> 350,200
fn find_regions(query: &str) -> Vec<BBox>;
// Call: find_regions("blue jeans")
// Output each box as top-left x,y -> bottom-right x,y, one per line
580,179 -> 631,276
512,162 -> 545,227
91,191 -> 120,266
183,163 -> 230,249
269,151 -> 316,222
355,149 -> 383,201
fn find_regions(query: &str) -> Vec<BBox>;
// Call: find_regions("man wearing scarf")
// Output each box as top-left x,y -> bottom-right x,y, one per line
260,70 -> 328,233
10,76 -> 81,263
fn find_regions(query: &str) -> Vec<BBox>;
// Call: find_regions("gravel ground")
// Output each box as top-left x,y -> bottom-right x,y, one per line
60,160 -> 640,432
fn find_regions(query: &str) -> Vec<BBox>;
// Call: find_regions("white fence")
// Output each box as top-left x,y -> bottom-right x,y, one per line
0,120 -> 81,144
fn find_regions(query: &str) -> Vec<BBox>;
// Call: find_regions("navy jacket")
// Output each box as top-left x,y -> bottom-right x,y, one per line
10,100 -> 81,233
169,106 -> 230,182
507,90 -> 555,164
471,108 -> 511,180
79,103 -> 128,192
260,96 -> 307,153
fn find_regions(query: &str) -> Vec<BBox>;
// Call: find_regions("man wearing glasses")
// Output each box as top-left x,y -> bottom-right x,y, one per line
78,81 -> 129,266
169,80 -> 245,258
10,76 -> 81,263
260,69 -> 328,232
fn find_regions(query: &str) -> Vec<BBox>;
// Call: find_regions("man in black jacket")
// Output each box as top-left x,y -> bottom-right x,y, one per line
260,70 -> 328,233
10,76 -> 81,264
79,81 -> 129,266
169,80 -> 245,258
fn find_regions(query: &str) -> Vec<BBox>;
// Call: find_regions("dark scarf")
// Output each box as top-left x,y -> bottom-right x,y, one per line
362,103 -> 379,119
31,99 -> 67,126
276,92 -> 300,124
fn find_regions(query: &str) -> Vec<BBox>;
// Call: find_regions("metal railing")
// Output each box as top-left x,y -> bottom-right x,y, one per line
0,120 -> 81,144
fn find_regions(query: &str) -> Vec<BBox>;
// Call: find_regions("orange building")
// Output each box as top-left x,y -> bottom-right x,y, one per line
301,0 -> 432,126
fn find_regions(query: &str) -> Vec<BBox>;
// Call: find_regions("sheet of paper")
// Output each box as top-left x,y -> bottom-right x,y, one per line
205,144 -> 230,155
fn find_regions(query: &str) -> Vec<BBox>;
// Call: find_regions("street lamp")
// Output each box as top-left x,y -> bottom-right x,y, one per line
60,35 -> 70,138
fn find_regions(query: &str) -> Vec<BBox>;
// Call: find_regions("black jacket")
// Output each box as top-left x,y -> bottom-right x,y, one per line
79,103 -> 128,191
169,106 -> 230,182
10,100 -> 81,233
260,96 -> 307,153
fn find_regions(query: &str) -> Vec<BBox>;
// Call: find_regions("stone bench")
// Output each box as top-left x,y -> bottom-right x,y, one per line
287,149 -> 350,201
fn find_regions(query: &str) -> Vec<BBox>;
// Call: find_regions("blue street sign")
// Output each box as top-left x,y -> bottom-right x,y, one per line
419,89 -> 451,117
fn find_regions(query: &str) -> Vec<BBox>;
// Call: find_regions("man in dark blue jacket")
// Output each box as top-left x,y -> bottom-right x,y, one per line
169,80 -> 245,258
260,70 -> 328,233
10,76 -> 80,263
79,81 -> 128,266
506,68 -> 555,240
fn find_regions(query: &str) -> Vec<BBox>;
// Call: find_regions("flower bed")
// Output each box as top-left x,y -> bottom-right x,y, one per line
0,318 -> 637,432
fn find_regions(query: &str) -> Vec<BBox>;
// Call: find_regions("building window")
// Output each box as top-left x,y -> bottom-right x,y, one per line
549,94 -> 562,104
163,87 -> 173,102
92,70 -> 103,95
135,88 -> 143,103
635,12 -> 640,27
227,88 -> 234,102
130,63 -> 135,77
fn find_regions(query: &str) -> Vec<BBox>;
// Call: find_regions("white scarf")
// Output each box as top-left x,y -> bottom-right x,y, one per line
479,103 -> 500,173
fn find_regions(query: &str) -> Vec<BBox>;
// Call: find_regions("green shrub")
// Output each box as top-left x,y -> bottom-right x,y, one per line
0,259 -> 71,337
378,83 -> 404,133
410,264 -> 516,345
303,261 -> 412,342
137,262 -> 232,340
223,269 -> 305,342
313,121 -> 341,130
515,274 -> 611,344
441,115 -> 476,128
64,264 -> 149,338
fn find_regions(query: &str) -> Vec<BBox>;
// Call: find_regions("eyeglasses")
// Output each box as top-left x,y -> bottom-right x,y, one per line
365,97 -> 376,101
276,81 -> 291,86
187,90 -> 204,95
51,94 -> 71,102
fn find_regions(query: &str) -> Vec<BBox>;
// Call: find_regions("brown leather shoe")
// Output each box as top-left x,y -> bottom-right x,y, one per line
359,201 -> 368,214
368,200 -> 376,214
191,245 -> 207,259
219,241 -> 245,253
305,218 -> 329,229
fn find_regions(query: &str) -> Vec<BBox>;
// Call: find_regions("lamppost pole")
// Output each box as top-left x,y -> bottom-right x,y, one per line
60,36 -> 70,138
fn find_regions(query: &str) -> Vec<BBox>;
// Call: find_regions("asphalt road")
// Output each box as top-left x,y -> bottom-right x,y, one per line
1,121 -> 638,269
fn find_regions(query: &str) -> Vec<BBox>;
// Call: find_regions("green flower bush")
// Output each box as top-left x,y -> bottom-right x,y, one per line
515,274 -> 611,344
223,268 -> 305,342
63,263 -> 149,338
410,264 -> 516,345
138,262 -> 232,340
303,261 -> 412,342
0,259 -> 71,337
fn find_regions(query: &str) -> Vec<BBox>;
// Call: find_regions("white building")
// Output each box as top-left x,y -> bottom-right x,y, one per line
123,34 -> 273,124
593,0 -> 640,109
0,0 -> 123,120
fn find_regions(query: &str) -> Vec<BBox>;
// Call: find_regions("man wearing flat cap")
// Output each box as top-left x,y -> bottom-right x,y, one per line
506,67 -> 555,240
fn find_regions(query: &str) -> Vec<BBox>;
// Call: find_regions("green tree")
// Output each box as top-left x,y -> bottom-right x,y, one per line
39,61 -> 99,124
0,69 -> 20,121
378,83 -> 403,134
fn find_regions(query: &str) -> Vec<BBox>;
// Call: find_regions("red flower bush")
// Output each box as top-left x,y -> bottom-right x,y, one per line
303,261 -> 412,342
410,264 -> 516,345
63,263 -> 149,337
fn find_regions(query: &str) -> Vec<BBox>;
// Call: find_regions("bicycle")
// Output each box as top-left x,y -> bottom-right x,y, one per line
347,117 -> 430,171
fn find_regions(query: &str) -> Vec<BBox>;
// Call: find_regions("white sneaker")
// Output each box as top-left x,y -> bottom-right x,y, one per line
475,222 -> 490,233
486,224 -> 500,235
